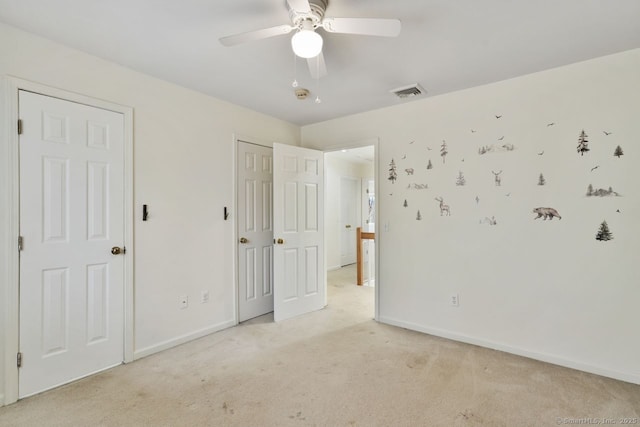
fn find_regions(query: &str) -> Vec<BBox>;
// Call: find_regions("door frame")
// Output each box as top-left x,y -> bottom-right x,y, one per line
0,77 -> 135,405
232,134 -> 274,325
315,137 -> 380,320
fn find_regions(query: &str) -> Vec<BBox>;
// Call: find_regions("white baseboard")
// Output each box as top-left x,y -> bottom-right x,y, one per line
379,316 -> 640,385
133,319 -> 236,360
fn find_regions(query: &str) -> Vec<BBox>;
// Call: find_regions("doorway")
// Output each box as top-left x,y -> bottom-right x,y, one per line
1,79 -> 134,404
324,145 -> 376,315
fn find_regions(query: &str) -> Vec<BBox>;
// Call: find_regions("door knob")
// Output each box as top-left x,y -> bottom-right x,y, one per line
111,246 -> 124,255
239,237 -> 249,244
276,238 -> 284,245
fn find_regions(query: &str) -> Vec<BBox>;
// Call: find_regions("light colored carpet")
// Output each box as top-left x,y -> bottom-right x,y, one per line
1,264 -> 638,426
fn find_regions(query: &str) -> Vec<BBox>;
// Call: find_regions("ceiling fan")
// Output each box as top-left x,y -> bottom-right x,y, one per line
219,0 -> 401,79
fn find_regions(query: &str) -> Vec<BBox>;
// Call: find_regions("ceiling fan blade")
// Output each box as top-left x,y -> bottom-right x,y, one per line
219,24 -> 294,47
307,52 -> 327,79
287,0 -> 311,13
321,18 -> 401,37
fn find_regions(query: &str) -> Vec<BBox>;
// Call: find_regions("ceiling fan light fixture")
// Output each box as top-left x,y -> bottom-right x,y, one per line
291,29 -> 323,58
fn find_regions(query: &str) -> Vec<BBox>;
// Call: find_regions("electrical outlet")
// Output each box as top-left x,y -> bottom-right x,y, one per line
201,291 -> 210,304
450,293 -> 459,307
179,295 -> 188,309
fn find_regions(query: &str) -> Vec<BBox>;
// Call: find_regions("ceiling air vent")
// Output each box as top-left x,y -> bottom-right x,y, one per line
390,83 -> 426,99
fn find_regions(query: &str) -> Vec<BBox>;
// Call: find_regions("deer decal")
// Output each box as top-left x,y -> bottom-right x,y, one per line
435,197 -> 450,216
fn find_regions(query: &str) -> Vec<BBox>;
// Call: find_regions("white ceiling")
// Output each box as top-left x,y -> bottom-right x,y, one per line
1,1 -> 639,126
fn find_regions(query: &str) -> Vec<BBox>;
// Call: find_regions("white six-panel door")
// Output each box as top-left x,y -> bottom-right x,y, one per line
18,91 -> 125,398
237,141 -> 274,322
273,143 -> 325,322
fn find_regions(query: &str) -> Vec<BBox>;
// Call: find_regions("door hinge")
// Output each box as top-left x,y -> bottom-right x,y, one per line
122,246 -> 126,254
17,119 -> 23,135
18,235 -> 23,251
17,352 -> 22,368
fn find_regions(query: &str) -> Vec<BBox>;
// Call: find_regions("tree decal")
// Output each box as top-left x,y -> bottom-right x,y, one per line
403,199 -> 408,207
586,184 -> 594,196
388,159 -> 397,184
537,173 -> 546,186
614,145 -> 624,158
595,220 -> 613,241
416,210 -> 422,220
427,159 -> 433,170
456,171 -> 466,186
577,130 -> 590,156
440,140 -> 448,164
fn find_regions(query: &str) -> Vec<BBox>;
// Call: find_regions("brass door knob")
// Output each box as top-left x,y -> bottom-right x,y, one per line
276,238 -> 284,245
111,246 -> 123,255
239,237 -> 249,244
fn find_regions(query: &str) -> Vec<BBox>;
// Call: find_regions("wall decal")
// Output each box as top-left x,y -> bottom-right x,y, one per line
492,170 -> 503,186
533,207 -> 562,220
456,171 -> 466,186
403,199 -> 408,207
616,209 -> 621,213
471,129 -> 477,133
547,122 -> 555,127
505,192 -> 511,197
480,216 -> 497,225
388,159 -> 397,184
537,173 -> 546,186
475,196 -> 480,204
495,115 -> 502,119
409,140 -> 415,144
416,210 -> 422,220
401,154 -> 406,159
406,183 -> 428,190
586,184 -> 621,197
427,159 -> 433,170
440,140 -> 448,163
498,136 -> 505,141
595,220 -> 613,241
435,197 -> 451,216
577,130 -> 590,156
405,168 -> 414,175
614,145 -> 624,158
478,144 -> 515,155
603,131 -> 613,136
590,165 -> 600,172
426,146 -> 432,151
537,150 -> 544,156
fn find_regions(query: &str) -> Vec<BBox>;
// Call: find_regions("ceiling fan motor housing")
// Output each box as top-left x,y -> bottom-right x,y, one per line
289,0 -> 328,29
295,88 -> 310,100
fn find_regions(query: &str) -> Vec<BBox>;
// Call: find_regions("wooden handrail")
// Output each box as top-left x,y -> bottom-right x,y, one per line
356,227 -> 375,286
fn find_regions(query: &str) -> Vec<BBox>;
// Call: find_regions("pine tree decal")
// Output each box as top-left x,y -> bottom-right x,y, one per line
440,140 -> 448,164
595,220 -> 613,241
577,130 -> 590,156
416,210 -> 422,220
427,159 -> 433,170
456,171 -> 466,186
537,173 -> 546,186
403,199 -> 408,207
586,184 -> 594,196
614,145 -> 624,158
388,159 -> 397,184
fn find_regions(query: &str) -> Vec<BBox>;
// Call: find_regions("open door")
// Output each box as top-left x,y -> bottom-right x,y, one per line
273,143 -> 325,322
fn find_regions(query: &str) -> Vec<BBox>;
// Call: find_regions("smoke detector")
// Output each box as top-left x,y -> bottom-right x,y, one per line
295,88 -> 310,100
390,83 -> 426,99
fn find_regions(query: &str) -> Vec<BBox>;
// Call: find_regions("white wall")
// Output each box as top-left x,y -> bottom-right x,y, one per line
324,155 -> 373,270
302,49 -> 640,384
0,22 -> 300,404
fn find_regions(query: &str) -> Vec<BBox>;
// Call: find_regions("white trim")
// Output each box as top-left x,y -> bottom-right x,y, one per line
133,320 -> 236,360
379,316 -> 640,385
0,77 -> 135,405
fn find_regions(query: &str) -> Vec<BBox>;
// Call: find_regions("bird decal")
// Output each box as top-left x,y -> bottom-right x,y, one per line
603,131 -> 612,136
498,136 -> 504,141
590,165 -> 600,172
537,151 -> 544,156
495,115 -> 502,119
547,122 -> 555,127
